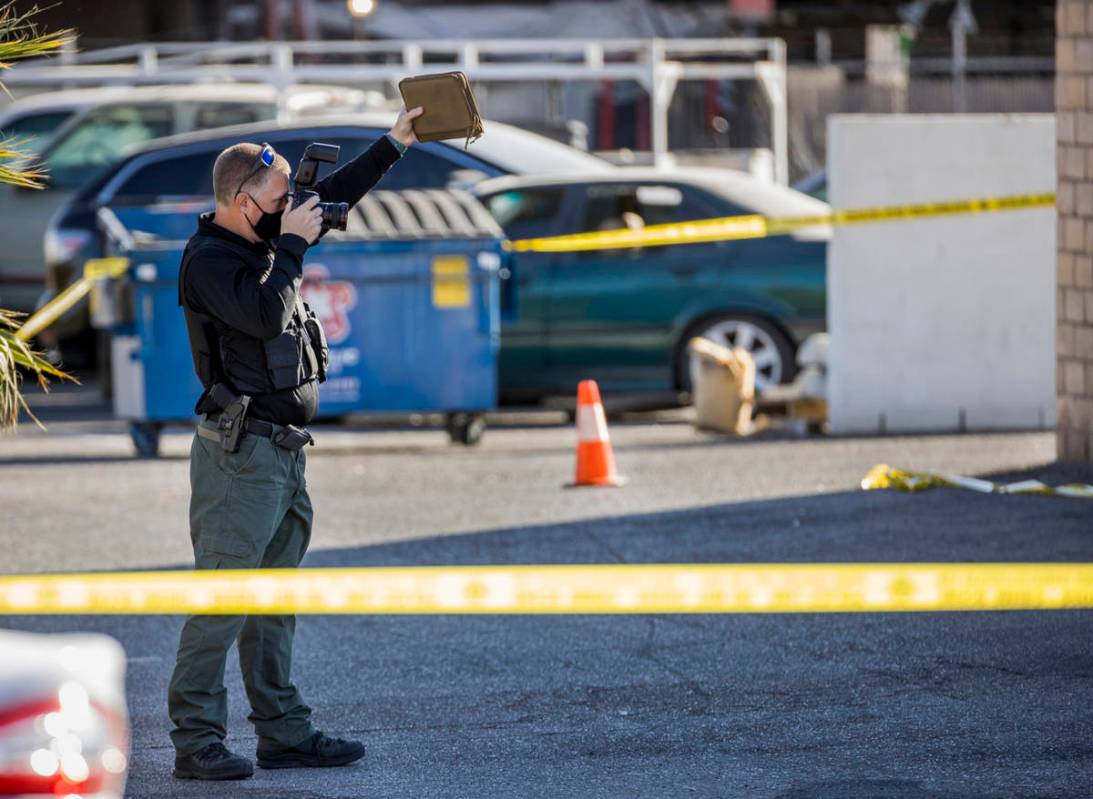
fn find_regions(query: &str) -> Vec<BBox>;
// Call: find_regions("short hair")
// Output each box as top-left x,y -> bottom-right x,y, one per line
212,142 -> 290,206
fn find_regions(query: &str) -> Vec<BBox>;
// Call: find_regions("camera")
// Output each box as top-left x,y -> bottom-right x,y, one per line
291,143 -> 349,232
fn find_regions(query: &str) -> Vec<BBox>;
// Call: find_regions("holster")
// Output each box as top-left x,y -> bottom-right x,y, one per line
272,424 -> 314,451
208,383 -> 251,453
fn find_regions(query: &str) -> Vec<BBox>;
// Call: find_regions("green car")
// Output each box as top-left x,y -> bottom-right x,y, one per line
474,168 -> 830,402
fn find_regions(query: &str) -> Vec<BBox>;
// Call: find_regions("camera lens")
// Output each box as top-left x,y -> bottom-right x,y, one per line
321,202 -> 349,232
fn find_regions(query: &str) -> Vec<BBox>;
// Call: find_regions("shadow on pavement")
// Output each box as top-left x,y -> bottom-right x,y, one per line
303,467 -> 1093,570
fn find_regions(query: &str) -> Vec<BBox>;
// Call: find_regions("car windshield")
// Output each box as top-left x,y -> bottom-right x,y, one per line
0,109 -> 75,156
44,105 -> 174,189
485,188 -> 566,239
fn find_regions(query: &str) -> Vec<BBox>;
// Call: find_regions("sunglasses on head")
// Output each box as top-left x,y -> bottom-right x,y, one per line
235,142 -> 277,197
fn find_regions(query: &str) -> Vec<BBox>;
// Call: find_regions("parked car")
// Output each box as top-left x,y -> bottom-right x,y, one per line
0,87 -> 124,157
473,168 -> 830,401
42,112 -> 615,365
0,83 -> 370,312
0,629 -> 129,798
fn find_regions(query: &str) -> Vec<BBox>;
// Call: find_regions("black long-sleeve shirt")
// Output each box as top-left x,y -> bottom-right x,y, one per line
181,134 -> 403,425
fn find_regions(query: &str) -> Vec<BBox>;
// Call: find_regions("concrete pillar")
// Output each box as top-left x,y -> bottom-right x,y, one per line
1056,0 -> 1093,462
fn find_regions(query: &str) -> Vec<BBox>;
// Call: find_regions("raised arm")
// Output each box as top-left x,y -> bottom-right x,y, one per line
316,105 -> 423,207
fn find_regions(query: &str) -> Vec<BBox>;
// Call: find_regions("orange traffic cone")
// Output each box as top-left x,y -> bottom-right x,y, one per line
568,380 -> 625,487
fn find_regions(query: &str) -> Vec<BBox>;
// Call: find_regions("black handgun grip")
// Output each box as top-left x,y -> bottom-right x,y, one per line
212,388 -> 251,453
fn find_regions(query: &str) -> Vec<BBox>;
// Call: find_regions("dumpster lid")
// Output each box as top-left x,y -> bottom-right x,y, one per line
324,188 -> 503,242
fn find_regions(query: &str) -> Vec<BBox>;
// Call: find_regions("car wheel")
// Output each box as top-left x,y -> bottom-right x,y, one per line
130,422 -> 163,458
679,314 -> 795,395
445,412 -> 486,446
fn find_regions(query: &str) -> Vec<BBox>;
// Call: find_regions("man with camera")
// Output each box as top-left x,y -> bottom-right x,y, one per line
168,104 -> 423,781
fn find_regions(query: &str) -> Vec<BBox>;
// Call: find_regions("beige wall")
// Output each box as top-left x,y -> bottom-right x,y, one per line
1057,0 -> 1093,462
828,115 -> 1056,434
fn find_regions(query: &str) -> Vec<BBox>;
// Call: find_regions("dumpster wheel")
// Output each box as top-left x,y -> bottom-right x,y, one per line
445,412 -> 486,446
130,422 -> 164,458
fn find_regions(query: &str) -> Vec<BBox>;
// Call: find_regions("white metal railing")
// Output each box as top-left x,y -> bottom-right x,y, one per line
5,37 -> 789,183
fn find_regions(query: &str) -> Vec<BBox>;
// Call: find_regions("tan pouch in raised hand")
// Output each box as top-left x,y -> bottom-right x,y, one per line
398,71 -> 485,150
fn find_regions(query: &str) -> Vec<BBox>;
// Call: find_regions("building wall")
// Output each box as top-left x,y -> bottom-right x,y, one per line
827,115 -> 1056,435
1057,0 -> 1093,462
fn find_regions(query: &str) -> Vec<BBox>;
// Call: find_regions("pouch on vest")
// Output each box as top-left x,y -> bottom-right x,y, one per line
301,301 -> 329,383
263,330 -> 305,391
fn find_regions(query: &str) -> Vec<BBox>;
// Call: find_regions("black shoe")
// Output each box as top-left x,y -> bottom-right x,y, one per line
173,742 -> 254,780
256,731 -> 366,769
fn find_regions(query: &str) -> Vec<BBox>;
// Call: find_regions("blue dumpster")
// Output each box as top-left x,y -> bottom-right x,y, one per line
94,189 -> 505,456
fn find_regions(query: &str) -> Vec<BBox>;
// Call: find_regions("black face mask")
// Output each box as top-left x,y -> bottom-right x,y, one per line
243,193 -> 283,242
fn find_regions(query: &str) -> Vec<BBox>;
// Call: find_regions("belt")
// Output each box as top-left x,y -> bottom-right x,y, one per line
197,414 -> 313,450
204,412 -> 277,438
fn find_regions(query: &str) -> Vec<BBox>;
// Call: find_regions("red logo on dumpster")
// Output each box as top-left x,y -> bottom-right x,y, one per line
301,264 -> 357,345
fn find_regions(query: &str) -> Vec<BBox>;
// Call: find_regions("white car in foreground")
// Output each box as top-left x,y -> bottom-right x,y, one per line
0,630 -> 129,798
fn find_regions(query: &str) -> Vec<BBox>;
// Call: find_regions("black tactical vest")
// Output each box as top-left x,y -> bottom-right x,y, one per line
178,238 -> 329,408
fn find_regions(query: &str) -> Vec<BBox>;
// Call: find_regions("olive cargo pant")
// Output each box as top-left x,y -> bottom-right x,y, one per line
168,419 -> 315,756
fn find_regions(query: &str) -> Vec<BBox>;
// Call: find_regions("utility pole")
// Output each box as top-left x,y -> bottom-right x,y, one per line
949,0 -> 978,113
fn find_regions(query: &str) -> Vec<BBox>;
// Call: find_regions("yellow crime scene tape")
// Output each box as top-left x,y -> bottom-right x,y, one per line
862,464 -> 1093,499
509,191 -> 1056,253
1,564 -> 1091,615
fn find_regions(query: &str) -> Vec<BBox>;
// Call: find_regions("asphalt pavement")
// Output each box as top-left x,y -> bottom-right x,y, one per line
1,408 -> 1091,798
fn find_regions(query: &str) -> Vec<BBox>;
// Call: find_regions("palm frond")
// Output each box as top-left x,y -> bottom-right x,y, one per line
0,135 -> 44,187
0,310 -> 76,431
0,4 -> 79,432
0,3 -> 76,96
0,5 -> 74,183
